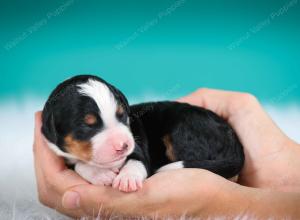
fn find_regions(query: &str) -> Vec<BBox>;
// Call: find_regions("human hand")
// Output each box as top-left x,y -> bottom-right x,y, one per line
179,88 -> 300,192
34,88 -> 300,219
33,111 -> 90,218
33,110 -> 245,218
61,167 -> 247,218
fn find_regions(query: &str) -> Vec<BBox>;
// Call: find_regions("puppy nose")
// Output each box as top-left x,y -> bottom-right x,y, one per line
115,142 -> 128,154
122,143 -> 128,150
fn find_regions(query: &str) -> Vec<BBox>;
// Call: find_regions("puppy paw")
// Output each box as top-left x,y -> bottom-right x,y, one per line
75,162 -> 118,186
90,169 -> 118,186
112,172 -> 143,192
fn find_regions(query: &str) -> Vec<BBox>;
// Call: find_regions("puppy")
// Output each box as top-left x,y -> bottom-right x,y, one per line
42,75 -> 244,192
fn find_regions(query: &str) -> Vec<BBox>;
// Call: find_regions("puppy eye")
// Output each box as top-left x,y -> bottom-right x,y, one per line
116,110 -> 128,124
117,105 -> 124,115
84,114 -> 97,125
116,105 -> 127,121
116,111 -> 126,120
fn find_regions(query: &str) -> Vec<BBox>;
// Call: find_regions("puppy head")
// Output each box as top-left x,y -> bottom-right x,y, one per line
42,75 -> 134,168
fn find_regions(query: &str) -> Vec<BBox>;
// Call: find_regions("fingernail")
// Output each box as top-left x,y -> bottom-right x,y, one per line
62,191 -> 80,209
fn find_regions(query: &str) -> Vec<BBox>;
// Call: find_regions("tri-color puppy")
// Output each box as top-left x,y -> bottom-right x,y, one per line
42,75 -> 244,192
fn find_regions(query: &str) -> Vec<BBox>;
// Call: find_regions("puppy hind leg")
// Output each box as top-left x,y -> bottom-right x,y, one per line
183,159 -> 243,179
156,161 -> 184,173
75,162 -> 117,186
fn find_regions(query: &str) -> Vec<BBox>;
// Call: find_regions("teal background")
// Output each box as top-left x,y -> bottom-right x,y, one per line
0,0 -> 299,103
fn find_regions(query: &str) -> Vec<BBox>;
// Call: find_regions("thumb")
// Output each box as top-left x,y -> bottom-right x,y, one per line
62,184 -> 147,217
62,185 -> 116,216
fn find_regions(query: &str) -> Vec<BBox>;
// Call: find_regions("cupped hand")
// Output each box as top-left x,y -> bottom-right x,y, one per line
34,110 -> 239,218
34,110 -> 245,219
179,88 -> 300,191
33,88 -> 300,219
63,168 -> 242,218
33,112 -> 89,218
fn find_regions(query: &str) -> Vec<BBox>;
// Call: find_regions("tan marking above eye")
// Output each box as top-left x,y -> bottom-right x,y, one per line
64,134 -> 92,161
163,135 -> 177,162
84,114 -> 97,125
117,105 -> 124,115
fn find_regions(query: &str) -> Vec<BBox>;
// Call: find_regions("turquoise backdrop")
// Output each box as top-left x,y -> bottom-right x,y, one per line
1,0 -> 299,103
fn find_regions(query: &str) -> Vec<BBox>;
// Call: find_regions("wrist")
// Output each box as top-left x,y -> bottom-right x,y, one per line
131,169 -> 224,217
143,170 -> 244,218
192,180 -> 250,218
215,184 -> 300,219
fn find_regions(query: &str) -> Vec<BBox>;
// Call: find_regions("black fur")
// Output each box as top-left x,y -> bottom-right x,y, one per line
130,102 -> 244,177
42,75 -> 244,179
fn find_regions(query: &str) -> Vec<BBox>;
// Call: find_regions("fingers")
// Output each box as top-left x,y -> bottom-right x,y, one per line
33,111 -> 89,218
178,88 -> 230,119
177,88 -> 258,120
178,88 -> 280,149
33,111 -> 66,173
179,89 -> 297,190
61,169 -> 228,218
177,88 -> 286,147
33,111 -> 43,151
33,111 -> 88,188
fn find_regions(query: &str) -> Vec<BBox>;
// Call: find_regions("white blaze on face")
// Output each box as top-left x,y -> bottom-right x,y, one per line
78,79 -> 134,166
78,79 -> 118,127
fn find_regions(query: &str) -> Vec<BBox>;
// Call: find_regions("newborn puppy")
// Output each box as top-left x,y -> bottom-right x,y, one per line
42,75 -> 244,192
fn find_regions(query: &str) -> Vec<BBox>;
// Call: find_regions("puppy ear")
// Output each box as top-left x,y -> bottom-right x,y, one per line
41,111 -> 58,145
109,85 -> 130,113
117,89 -> 130,112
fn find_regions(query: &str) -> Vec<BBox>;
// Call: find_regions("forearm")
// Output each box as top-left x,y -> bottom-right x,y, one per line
244,188 -> 300,219
197,183 -> 300,219
103,173 -> 300,219
135,180 -> 300,219
120,179 -> 299,219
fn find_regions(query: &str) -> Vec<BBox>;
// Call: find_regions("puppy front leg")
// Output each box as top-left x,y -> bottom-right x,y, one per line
112,159 -> 147,192
75,162 -> 118,186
